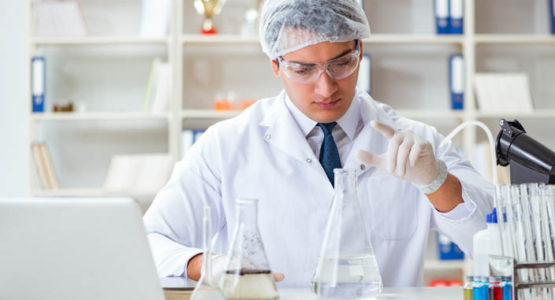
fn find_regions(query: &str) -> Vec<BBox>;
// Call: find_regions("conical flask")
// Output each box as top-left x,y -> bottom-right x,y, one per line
312,168 -> 383,299
219,198 -> 279,300
191,206 -> 225,300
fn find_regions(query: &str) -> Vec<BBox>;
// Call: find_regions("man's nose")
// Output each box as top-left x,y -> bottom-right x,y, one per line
314,70 -> 338,98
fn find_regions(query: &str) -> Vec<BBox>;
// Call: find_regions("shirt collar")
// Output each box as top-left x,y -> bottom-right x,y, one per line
284,92 -> 361,140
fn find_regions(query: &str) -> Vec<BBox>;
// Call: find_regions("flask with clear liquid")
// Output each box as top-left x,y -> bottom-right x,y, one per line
312,168 -> 383,299
191,206 -> 226,300
219,198 -> 279,300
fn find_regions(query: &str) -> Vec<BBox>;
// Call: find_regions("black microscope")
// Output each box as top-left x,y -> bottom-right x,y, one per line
496,119 -> 555,185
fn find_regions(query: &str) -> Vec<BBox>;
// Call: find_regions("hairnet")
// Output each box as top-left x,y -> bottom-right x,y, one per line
259,0 -> 371,60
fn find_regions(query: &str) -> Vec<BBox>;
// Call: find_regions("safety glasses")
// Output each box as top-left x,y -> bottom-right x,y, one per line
277,40 -> 361,84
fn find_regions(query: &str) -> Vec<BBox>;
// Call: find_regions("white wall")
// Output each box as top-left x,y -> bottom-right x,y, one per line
0,0 -> 29,196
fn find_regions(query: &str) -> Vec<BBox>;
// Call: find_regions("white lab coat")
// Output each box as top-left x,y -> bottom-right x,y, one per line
143,89 -> 494,287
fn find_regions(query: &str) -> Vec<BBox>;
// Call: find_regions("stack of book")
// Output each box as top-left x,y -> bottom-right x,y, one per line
31,142 -> 59,190
143,58 -> 172,113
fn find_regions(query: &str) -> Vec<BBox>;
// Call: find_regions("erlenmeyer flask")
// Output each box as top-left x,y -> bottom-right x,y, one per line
313,168 -> 383,299
219,198 -> 279,300
191,206 -> 225,300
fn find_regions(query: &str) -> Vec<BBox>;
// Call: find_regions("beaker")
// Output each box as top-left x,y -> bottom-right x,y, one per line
191,206 -> 225,300
219,198 -> 279,300
312,168 -> 383,299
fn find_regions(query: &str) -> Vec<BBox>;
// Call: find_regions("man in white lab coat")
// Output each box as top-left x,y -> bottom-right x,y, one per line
143,0 -> 493,287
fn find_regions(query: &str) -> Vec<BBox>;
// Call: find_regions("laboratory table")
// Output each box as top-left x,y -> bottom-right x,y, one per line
164,286 -> 462,300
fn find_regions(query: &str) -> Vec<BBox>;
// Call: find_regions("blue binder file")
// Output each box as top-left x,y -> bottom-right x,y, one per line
31,56 -> 46,113
435,0 -> 450,34
437,233 -> 464,260
449,0 -> 464,34
357,54 -> 371,95
449,54 -> 464,110
550,0 -> 555,34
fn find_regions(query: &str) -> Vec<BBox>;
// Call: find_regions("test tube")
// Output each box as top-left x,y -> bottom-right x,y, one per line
542,185 -> 555,300
495,185 -> 508,257
528,183 -> 549,300
510,185 -> 532,300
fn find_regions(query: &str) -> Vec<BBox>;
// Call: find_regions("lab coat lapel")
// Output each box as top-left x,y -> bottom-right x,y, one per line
260,93 -> 320,167
343,94 -> 387,178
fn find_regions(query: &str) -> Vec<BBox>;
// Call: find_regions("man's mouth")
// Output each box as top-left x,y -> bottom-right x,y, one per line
314,99 -> 340,109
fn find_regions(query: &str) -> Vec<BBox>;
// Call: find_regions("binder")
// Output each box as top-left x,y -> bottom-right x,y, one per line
550,0 -> 555,34
434,0 -> 450,34
31,56 -> 46,112
449,0 -> 464,34
449,54 -> 464,110
357,53 -> 371,95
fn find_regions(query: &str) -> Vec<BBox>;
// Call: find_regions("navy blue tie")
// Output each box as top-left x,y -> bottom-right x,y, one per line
318,122 -> 342,186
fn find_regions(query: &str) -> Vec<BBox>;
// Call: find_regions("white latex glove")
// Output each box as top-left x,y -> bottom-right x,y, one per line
356,120 -> 447,193
204,254 -> 285,287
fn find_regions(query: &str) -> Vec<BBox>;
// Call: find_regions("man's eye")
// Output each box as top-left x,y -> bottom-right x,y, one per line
293,68 -> 312,75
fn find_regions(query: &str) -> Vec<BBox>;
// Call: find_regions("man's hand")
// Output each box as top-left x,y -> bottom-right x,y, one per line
187,253 -> 285,286
356,120 -> 442,188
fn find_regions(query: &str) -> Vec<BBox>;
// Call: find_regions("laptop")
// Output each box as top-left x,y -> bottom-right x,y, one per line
0,197 -> 165,300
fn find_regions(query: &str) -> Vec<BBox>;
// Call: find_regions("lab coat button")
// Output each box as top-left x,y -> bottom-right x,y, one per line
306,158 -> 312,163
265,134 -> 271,140
360,164 -> 365,170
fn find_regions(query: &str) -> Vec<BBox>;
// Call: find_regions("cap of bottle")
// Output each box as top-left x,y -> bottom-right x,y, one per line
486,208 -> 498,224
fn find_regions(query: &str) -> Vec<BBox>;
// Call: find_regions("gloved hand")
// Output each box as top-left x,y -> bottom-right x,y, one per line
193,254 -> 285,287
356,120 -> 448,194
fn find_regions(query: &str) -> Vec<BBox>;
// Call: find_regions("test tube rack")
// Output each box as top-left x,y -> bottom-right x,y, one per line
513,260 -> 555,300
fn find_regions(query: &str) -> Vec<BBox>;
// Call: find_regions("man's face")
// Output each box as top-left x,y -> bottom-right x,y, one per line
271,40 -> 362,123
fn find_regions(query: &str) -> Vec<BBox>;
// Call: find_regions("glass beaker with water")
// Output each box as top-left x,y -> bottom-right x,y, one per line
191,206 -> 225,300
312,168 -> 383,299
219,198 -> 279,300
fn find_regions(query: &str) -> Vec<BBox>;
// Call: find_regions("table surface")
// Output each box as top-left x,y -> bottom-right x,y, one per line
164,287 -> 463,300
279,287 -> 462,299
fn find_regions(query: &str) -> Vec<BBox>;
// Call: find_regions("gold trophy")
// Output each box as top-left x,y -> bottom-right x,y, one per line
194,0 -> 226,34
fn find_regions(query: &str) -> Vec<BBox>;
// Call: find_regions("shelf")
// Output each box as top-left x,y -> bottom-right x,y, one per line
475,35 -> 555,44
31,188 -> 157,198
182,34 -> 260,45
31,36 -> 170,45
363,35 -> 464,44
30,112 -> 171,121
181,109 -> 242,120
181,34 -> 464,45
474,110 -> 555,119
397,110 -> 466,119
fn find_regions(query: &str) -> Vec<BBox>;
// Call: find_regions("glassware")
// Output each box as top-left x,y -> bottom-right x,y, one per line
193,0 -> 226,34
463,276 -> 474,300
191,206 -> 225,300
219,199 -> 279,300
489,276 -> 503,300
312,168 -> 383,299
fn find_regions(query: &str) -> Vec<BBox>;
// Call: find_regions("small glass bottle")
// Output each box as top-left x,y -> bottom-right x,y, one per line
463,276 -> 473,300
489,276 -> 502,300
501,276 -> 512,300
219,199 -> 279,300
191,206 -> 225,300
312,168 -> 383,299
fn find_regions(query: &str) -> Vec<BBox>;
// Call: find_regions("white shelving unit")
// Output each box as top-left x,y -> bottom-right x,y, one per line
27,0 -> 555,283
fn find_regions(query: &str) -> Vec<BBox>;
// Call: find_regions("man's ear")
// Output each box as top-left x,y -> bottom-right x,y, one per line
271,59 -> 280,78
